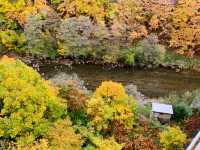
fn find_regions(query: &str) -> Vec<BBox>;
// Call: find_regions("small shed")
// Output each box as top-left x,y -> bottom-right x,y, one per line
151,102 -> 173,124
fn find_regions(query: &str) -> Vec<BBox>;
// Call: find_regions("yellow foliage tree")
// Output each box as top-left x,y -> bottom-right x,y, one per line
79,126 -> 122,150
170,0 -> 200,55
111,0 -> 147,42
87,81 -> 136,131
160,126 -> 187,150
57,0 -> 116,23
0,56 -> 66,145
0,0 -> 55,27
46,118 -> 83,150
0,0 -> 25,13
0,30 -> 25,51
94,81 -> 128,101
14,119 -> 83,150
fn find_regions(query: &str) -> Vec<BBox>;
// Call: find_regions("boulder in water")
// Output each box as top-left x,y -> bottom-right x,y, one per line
50,72 -> 89,93
191,99 -> 200,109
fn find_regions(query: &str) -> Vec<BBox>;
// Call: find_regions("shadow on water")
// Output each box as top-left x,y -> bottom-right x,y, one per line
39,64 -> 200,98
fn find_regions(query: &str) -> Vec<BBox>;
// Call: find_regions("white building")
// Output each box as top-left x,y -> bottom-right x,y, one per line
151,102 -> 173,124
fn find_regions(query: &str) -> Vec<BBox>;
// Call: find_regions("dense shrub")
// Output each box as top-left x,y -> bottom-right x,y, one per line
184,115 -> 200,136
50,73 -> 88,93
131,135 -> 157,150
59,82 -> 88,112
94,81 -> 128,100
0,139 -> 16,150
46,118 -> 83,150
172,103 -> 192,122
160,126 -> 186,150
111,0 -> 147,42
24,13 -> 59,57
0,56 -> 66,145
105,116 -> 159,150
87,81 -> 137,131
79,127 -> 122,150
0,0 -> 25,14
162,90 -> 200,121
57,0 -> 115,22
0,30 -> 25,52
0,14 -> 24,53
135,34 -> 166,67
59,82 -> 89,126
106,120 -> 130,145
162,89 -> 200,106
119,48 -> 136,65
57,16 -> 109,59
17,139 -> 50,150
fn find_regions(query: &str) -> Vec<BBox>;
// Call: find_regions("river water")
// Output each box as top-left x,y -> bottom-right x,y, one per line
39,64 -> 200,97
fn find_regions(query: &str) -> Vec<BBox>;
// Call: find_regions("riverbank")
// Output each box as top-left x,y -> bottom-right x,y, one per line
163,52 -> 200,72
4,51 -> 200,74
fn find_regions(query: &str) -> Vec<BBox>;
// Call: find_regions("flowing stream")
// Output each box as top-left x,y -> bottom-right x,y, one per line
40,64 -> 200,97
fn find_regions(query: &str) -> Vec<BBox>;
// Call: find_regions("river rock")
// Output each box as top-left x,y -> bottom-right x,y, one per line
191,98 -> 200,109
50,72 -> 89,93
125,84 -> 147,105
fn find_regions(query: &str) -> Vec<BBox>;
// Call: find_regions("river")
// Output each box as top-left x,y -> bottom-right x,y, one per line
39,64 -> 200,97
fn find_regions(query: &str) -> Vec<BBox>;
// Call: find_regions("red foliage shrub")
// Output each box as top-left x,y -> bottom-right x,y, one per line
107,120 -> 158,150
126,135 -> 157,150
184,115 -> 200,135
107,120 -> 130,143
59,82 -> 88,112
138,115 -> 149,132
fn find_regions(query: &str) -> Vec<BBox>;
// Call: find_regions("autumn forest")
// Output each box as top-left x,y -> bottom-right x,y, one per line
0,0 -> 200,150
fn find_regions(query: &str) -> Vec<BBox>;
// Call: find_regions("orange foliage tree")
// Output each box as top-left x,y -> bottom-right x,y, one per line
170,0 -> 200,55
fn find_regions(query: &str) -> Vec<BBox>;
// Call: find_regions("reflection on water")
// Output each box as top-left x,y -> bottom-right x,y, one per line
39,64 -> 200,97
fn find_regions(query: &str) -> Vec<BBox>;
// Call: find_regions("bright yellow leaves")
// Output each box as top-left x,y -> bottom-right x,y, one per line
79,127 -> 122,150
0,0 -> 54,26
0,30 -> 25,51
0,0 -> 25,13
170,0 -> 199,54
0,0 -> 28,26
58,0 -> 115,23
160,127 -> 187,150
150,15 -> 159,30
46,118 -> 83,150
94,81 -> 128,101
87,97 -> 112,130
90,136 -> 122,150
0,57 -> 66,145
113,104 -> 134,127
87,81 -> 136,131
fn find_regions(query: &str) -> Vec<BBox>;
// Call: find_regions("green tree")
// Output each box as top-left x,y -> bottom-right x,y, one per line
24,13 -> 59,57
134,34 -> 166,67
57,16 -> 109,59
